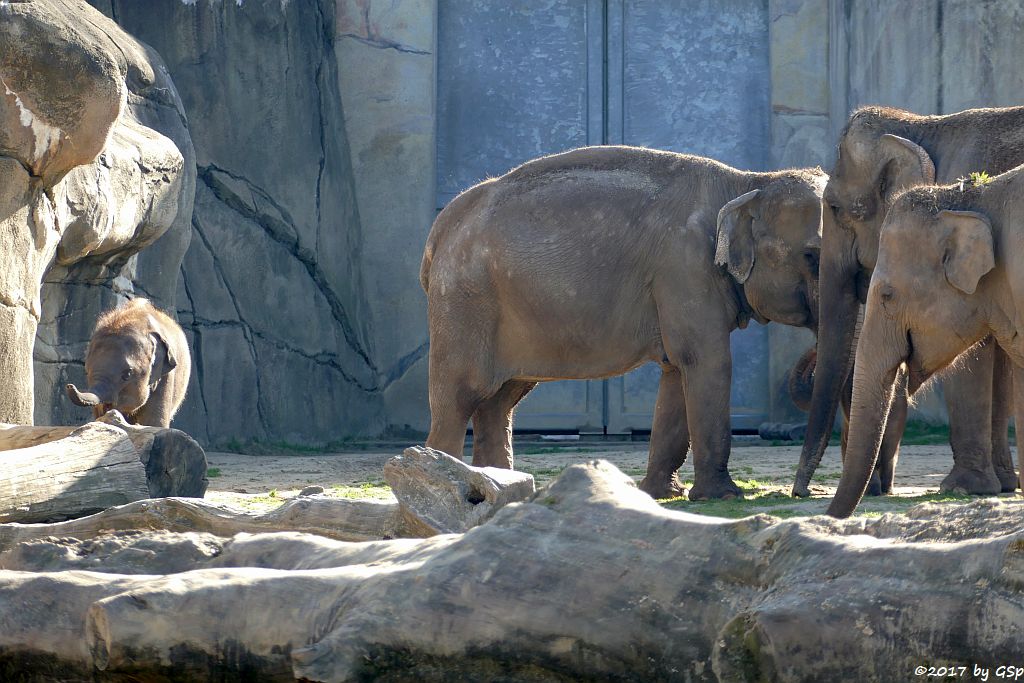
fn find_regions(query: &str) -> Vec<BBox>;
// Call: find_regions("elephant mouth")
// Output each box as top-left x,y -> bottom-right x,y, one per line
905,332 -> 930,394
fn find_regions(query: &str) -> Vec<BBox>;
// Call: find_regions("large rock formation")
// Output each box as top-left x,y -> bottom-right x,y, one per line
80,0 -> 391,445
0,461 -> 1021,680
0,0 -> 194,425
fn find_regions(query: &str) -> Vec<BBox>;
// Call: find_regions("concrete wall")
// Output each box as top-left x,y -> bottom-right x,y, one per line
39,0 -> 1024,442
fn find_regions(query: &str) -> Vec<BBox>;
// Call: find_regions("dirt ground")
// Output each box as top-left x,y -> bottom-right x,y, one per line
204,438 -> 1021,518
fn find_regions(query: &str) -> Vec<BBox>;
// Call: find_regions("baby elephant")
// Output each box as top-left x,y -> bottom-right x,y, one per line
831,167 -> 1024,517
66,298 -> 190,428
421,145 -> 826,500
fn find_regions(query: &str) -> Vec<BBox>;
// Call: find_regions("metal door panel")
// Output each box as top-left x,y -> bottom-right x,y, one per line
436,0 -> 605,430
437,0 -> 773,433
605,0 -> 771,433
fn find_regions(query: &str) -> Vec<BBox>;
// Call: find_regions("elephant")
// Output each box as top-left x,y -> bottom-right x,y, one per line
830,165 -> 1024,517
420,145 -> 826,500
794,105 -> 1024,499
66,298 -> 190,428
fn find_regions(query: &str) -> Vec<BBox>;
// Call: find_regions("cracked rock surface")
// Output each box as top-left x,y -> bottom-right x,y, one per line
0,460 -> 1021,681
68,0 -> 403,444
0,0 -> 193,425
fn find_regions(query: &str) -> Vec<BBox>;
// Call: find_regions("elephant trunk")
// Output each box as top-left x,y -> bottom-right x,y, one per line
792,212 -> 862,496
826,310 -> 908,518
65,382 -> 115,409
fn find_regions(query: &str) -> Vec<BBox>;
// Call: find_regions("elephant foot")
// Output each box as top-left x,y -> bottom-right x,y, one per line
689,475 -> 743,501
638,472 -> 687,499
994,466 -> 1019,493
939,465 -> 1002,495
791,480 -> 811,498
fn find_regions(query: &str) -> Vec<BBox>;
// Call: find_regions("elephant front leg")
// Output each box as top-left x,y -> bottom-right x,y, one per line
940,344 -> 1001,495
638,366 -> 689,499
679,346 -> 741,501
875,374 -> 907,495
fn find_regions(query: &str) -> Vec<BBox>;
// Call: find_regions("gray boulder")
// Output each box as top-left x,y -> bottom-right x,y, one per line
0,0 -> 194,425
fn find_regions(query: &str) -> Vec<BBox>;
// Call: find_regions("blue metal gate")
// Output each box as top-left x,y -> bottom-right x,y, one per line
436,0 -> 771,432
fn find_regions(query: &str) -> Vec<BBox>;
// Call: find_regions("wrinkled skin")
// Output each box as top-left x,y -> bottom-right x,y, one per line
421,146 -> 825,500
795,106 -> 1024,499
831,170 -> 1024,517
66,299 -> 190,428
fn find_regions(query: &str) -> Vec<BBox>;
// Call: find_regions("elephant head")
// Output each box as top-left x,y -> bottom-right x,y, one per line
66,322 -> 178,421
828,188 -> 995,517
715,169 -> 827,331
794,109 -> 937,495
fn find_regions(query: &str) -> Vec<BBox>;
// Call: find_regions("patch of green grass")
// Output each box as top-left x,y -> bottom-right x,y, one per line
658,479 -> 976,520
519,465 -> 568,480
206,467 -> 222,478
328,482 -> 394,501
898,421 -> 950,446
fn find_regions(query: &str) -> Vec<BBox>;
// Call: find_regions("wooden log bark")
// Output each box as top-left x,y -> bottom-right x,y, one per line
384,446 -> 535,534
0,495 -> 420,551
0,412 -> 208,523
0,422 -> 147,523
0,462 -> 1022,681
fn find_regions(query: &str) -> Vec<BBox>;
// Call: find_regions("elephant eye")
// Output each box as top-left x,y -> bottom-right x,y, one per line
122,368 -> 133,380
803,248 -> 820,276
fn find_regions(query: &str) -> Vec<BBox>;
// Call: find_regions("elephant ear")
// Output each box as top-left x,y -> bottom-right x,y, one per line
149,324 -> 178,384
879,134 -> 935,198
715,189 -> 760,283
939,209 -> 995,294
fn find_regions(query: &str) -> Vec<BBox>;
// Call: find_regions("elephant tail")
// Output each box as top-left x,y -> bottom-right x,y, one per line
419,239 -> 435,294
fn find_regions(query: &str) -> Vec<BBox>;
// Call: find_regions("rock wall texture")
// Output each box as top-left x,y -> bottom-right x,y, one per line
77,0 -> 409,445
1,0 -> 192,425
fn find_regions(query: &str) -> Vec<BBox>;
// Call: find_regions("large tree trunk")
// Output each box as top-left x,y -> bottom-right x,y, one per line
0,460 -> 1021,681
0,414 -> 208,522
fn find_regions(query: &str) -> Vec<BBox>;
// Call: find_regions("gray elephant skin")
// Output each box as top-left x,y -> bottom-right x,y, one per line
421,145 -> 825,500
795,106 -> 1024,499
832,164 -> 1024,517
66,299 -> 190,428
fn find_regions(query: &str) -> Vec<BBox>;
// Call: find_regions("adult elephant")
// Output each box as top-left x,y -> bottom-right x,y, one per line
421,145 -> 826,500
831,167 -> 1024,516
793,106 -> 1024,498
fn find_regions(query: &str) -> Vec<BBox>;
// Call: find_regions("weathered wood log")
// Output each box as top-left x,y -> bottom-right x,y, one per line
0,422 -> 148,523
384,445 -> 535,534
0,412 -> 207,523
0,462 -> 1022,681
0,496 -> 421,552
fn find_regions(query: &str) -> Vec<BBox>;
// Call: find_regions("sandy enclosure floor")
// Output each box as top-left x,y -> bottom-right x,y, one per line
205,440 -> 1022,517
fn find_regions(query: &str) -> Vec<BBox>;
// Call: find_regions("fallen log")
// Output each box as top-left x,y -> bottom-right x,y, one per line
0,496 -> 418,551
0,462 -> 1021,681
0,413 -> 208,523
384,445 -> 535,534
0,446 -> 534,548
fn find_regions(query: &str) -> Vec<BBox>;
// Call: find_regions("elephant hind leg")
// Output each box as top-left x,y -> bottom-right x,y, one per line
639,365 -> 689,499
470,380 -> 537,469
